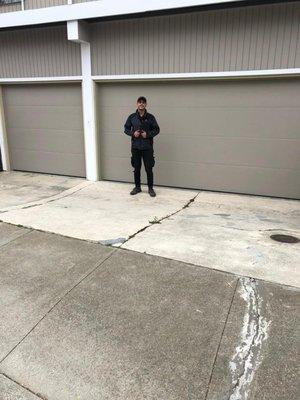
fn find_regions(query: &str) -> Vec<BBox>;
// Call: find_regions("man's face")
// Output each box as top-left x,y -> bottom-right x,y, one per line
137,100 -> 146,111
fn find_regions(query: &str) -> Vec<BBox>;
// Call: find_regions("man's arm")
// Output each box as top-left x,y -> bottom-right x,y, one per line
124,115 -> 133,136
147,116 -> 160,138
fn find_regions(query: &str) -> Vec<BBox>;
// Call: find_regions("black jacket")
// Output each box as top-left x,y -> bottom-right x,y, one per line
124,110 -> 160,150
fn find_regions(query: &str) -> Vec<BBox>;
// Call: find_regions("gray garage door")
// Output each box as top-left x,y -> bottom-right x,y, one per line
3,83 -> 86,177
97,78 -> 300,199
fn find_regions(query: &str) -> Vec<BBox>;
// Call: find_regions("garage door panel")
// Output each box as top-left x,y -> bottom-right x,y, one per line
98,80 -> 299,108
102,156 -> 299,198
98,79 -> 300,198
155,138 -> 300,170
101,134 -> 299,170
98,106 -> 132,133
4,84 -> 86,177
154,108 -> 300,139
8,128 -> 84,154
101,133 -> 129,159
5,107 -> 83,131
100,106 -> 300,140
156,161 -> 299,198
4,85 -> 82,107
100,157 -> 131,182
11,149 -> 86,177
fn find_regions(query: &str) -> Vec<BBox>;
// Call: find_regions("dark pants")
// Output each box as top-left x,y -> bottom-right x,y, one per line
131,148 -> 155,188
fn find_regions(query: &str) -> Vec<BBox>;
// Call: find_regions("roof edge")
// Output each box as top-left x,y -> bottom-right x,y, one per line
0,0 -> 248,29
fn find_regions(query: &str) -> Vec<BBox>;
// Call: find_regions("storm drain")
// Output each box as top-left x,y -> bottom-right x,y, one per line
270,234 -> 300,244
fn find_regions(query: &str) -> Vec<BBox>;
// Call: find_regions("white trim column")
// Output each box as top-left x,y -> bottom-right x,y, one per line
68,20 -> 99,181
81,42 -> 99,181
0,86 -> 10,171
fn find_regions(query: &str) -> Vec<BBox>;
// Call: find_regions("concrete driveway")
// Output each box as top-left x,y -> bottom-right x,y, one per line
0,171 -> 299,288
0,171 -> 84,210
0,223 -> 298,400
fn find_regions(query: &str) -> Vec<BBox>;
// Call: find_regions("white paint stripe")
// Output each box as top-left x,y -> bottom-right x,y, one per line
229,278 -> 271,400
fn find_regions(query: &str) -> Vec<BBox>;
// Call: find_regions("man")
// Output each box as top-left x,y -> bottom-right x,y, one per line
124,96 -> 160,197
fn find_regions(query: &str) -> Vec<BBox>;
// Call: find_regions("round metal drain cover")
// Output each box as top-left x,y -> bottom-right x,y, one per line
270,234 -> 300,244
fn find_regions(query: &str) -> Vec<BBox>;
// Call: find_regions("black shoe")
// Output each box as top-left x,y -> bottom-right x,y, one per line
130,187 -> 142,195
148,188 -> 156,197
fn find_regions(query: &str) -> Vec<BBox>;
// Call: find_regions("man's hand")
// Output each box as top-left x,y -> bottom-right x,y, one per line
141,131 -> 147,138
133,130 -> 140,138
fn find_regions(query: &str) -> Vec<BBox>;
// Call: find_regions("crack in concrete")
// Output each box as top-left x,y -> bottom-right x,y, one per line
0,372 -> 47,399
120,192 -> 200,246
228,278 -> 271,400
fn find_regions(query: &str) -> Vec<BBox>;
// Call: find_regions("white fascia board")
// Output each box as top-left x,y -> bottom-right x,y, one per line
0,76 -> 82,83
92,69 -> 300,81
0,0 -> 246,29
0,68 -> 298,84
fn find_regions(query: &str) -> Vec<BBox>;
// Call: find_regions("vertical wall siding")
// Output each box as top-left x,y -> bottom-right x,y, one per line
0,3 -> 21,13
24,0 -> 66,10
91,1 -> 300,75
73,0 -> 96,3
0,25 -> 81,78
0,0 -> 95,12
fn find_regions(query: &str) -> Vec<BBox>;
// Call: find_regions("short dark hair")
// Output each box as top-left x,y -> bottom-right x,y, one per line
137,96 -> 147,103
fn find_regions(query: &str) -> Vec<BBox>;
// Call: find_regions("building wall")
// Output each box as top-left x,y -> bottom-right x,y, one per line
72,0 -> 95,4
0,24 -> 81,78
0,3 -> 21,13
1,2 -> 299,78
90,1 -> 300,75
24,0 -> 66,10
0,0 -> 95,13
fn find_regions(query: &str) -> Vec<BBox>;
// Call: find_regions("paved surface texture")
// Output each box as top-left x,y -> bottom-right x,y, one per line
0,222 -> 29,247
0,172 -> 83,210
1,172 -> 299,288
0,224 -> 299,400
0,178 -> 198,244
206,279 -> 299,400
123,191 -> 300,288
0,374 -> 39,400
0,227 -> 113,361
